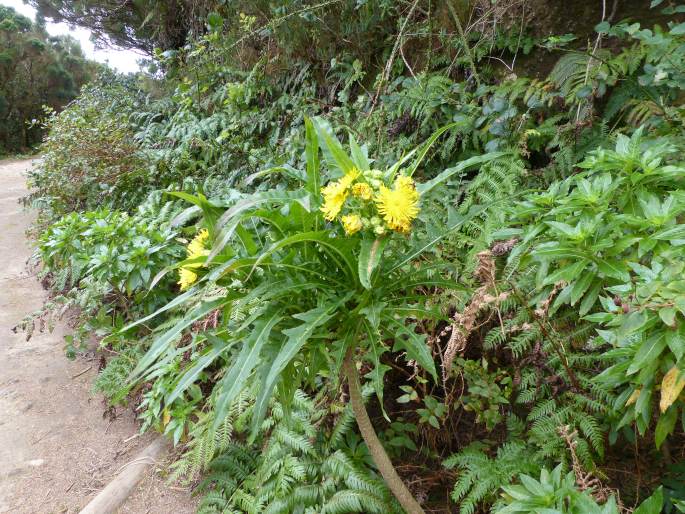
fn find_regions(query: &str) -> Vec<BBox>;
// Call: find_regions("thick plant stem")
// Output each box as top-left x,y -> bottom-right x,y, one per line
343,352 -> 426,514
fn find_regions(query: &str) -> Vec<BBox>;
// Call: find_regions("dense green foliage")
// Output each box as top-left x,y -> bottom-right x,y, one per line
0,5 -> 99,154
24,1 -> 685,512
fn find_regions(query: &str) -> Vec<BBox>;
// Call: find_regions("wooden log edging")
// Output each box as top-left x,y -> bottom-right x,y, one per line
79,436 -> 168,514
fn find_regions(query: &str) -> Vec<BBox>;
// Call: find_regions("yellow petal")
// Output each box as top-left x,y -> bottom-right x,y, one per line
660,366 -> 685,413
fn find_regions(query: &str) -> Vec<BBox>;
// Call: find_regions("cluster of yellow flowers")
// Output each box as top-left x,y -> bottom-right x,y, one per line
320,168 -> 420,235
178,229 -> 210,290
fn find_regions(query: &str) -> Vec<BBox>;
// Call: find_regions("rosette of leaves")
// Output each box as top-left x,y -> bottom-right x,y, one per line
119,118 -> 500,512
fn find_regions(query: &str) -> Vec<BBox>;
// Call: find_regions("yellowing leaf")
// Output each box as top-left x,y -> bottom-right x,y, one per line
626,388 -> 641,406
162,408 -> 171,427
660,366 -> 685,413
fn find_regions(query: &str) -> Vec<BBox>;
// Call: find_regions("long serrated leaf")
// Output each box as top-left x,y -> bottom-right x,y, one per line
249,298 -> 349,439
128,298 -> 225,382
304,117 -> 321,199
213,312 -> 282,428
166,334 -> 233,404
417,152 -> 505,194
358,237 -> 388,289
385,315 -> 437,380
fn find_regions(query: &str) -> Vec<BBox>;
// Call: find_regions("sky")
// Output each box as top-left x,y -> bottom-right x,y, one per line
1,0 -> 143,73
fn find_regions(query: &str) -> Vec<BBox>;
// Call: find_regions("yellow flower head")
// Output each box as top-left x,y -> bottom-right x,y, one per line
375,175 -> 420,233
178,267 -> 198,291
341,214 -> 363,235
340,168 -> 360,188
320,181 -> 348,221
187,229 -> 210,259
178,229 -> 210,290
320,169 -> 360,221
351,182 -> 373,200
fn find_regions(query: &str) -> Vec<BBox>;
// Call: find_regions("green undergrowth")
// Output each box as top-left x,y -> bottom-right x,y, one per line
24,1 -> 685,512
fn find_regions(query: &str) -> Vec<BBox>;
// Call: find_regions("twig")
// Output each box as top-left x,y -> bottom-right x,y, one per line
71,366 -> 92,379
446,0 -> 481,86
123,433 -> 141,444
370,0 -> 420,114
575,0 -> 607,124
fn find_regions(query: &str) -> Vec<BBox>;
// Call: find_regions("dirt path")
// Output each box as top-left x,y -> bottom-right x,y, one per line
0,159 -> 196,514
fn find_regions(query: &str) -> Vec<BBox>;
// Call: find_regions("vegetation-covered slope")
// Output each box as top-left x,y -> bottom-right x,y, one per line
21,1 -> 685,512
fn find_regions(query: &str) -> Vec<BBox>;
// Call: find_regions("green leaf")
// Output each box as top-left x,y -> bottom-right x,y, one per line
213,313 -> 282,429
659,307 -> 677,327
363,321 -> 391,420
670,22 -> 685,35
348,133 -> 370,171
250,230 -> 357,281
386,316 -> 437,380
579,281 -> 602,316
128,298 -> 226,382
627,334 -> 667,375
250,298 -> 349,438
304,117 -> 321,198
596,258 -> 630,282
652,225 -> 685,240
166,334 -> 232,404
633,486 -> 663,514
312,117 -> 356,174
358,237 -> 388,289
541,259 -> 588,287
417,152 -> 505,195
666,327 -> 685,361
570,271 -> 596,306
405,123 -> 457,177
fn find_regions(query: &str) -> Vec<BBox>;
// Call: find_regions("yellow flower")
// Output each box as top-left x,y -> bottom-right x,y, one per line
178,229 -> 210,290
340,168 -> 360,188
178,267 -> 198,291
375,175 -> 420,233
351,182 -> 373,200
187,229 -> 210,258
320,170 -> 360,220
341,214 -> 363,235
320,181 -> 348,220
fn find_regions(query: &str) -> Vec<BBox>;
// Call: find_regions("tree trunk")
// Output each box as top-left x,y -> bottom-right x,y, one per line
343,352 -> 425,514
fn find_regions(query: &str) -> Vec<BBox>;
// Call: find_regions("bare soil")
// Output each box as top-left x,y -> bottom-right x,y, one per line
0,159 -> 196,514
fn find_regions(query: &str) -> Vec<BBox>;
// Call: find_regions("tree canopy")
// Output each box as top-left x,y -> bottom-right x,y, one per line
0,5 -> 100,154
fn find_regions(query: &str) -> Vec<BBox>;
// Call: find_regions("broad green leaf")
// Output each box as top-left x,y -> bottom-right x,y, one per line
627,334 -> 667,375
652,224 -> 685,240
570,271 -> 596,305
385,316 -> 437,380
633,486 -> 663,514
358,237 -> 388,289
348,133 -> 370,171
541,259 -> 588,287
312,117 -> 356,174
579,281 -> 602,315
596,258 -> 630,282
666,328 -> 685,361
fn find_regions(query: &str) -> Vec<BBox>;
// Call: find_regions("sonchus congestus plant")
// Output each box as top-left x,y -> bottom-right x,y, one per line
121,118 -> 499,512
501,128 -> 685,449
